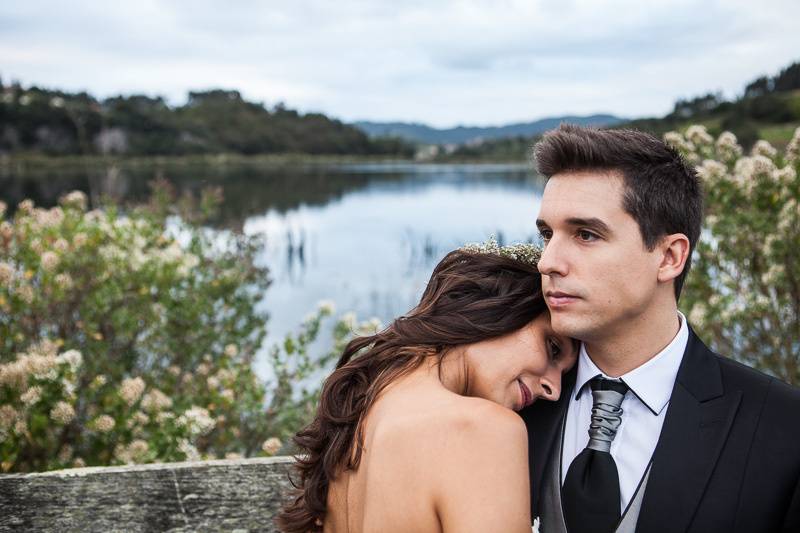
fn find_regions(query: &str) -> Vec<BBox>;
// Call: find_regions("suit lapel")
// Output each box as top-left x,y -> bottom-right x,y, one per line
636,330 -> 741,533
522,366 -> 576,517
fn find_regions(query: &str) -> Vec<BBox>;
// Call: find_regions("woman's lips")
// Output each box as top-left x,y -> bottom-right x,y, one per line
518,379 -> 533,410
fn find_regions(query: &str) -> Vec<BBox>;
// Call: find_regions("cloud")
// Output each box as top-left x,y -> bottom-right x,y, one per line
1,0 -> 799,127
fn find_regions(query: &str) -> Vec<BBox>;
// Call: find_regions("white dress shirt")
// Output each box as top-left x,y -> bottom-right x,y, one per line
561,312 -> 689,512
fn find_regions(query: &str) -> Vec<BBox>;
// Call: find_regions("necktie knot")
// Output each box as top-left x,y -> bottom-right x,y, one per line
563,376 -> 630,533
587,377 -> 628,453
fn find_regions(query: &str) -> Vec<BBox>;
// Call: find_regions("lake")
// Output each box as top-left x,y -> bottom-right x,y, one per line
0,160 -> 547,380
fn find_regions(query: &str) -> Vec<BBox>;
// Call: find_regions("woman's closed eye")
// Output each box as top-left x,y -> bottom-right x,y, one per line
547,338 -> 562,361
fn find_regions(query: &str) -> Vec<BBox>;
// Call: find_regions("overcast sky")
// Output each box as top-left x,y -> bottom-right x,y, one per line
2,1 -> 799,128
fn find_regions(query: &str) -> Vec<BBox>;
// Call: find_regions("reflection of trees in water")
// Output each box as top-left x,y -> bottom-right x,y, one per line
0,160 -> 411,228
283,226 -> 308,285
0,160 -> 540,232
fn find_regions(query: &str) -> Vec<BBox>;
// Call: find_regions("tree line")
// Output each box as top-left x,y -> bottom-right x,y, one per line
0,85 -> 414,157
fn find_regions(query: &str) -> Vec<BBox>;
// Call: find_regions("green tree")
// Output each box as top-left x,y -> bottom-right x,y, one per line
668,125 -> 800,384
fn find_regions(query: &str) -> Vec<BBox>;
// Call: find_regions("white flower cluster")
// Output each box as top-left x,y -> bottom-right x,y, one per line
0,221 -> 13,241
18,199 -> 34,214
696,159 -> 728,185
40,251 -> 59,272
751,140 -> 778,159
262,437 -> 282,455
114,439 -> 149,464
459,236 -> 541,267
341,311 -> 358,329
54,273 -> 73,290
715,131 -> 743,162
777,199 -> 799,233
59,190 -> 88,211
0,405 -> 19,439
56,349 -> 82,372
317,300 -> 336,315
92,414 -> 116,433
140,389 -> 173,412
686,125 -> 714,146
119,377 -> 146,406
20,385 -> 43,406
178,439 -> 201,461
30,206 -> 64,230
177,405 -> 216,436
0,261 -> 14,285
730,155 -> 779,194
0,342 -> 60,389
357,317 -> 383,336
126,410 -> 149,431
664,131 -> 695,154
50,401 -> 75,424
224,343 -> 238,358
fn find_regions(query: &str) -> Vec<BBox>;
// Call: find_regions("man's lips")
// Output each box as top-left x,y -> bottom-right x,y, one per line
545,290 -> 580,308
518,379 -> 533,409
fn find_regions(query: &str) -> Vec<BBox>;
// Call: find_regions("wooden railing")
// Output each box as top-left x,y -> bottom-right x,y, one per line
0,456 -> 295,532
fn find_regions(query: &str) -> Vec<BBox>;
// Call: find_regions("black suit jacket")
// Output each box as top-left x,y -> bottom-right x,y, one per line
521,328 -> 800,532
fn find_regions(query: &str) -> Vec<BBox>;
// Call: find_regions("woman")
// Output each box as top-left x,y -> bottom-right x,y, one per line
277,241 -> 578,533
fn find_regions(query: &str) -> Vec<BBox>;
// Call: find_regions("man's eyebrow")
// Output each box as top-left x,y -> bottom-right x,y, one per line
564,217 -> 612,234
535,219 -> 549,229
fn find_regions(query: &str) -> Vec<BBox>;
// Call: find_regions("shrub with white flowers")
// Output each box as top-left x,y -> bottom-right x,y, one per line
0,183 -> 363,472
667,125 -> 800,384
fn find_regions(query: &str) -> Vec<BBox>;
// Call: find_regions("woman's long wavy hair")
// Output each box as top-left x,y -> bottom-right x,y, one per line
276,248 -> 546,532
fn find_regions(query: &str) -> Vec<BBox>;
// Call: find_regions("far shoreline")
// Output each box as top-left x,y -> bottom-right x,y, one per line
0,153 -> 532,174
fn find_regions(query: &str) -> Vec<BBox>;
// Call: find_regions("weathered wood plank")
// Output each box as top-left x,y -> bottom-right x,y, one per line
0,456 -> 296,532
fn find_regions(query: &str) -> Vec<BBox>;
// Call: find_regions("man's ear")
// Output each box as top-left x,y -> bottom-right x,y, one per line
657,233 -> 690,284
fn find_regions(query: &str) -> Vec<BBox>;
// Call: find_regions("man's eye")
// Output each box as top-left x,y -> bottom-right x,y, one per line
577,230 -> 598,242
539,229 -> 552,241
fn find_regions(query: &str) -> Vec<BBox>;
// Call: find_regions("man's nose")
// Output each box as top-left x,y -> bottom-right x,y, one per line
537,237 -> 568,278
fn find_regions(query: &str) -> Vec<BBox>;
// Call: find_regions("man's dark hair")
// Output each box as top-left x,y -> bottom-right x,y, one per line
533,123 -> 703,300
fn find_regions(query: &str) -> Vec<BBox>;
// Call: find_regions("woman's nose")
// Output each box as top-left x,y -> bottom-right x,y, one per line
539,372 -> 562,401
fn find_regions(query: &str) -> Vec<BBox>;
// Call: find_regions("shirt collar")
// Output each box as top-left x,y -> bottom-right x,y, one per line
573,311 -> 689,416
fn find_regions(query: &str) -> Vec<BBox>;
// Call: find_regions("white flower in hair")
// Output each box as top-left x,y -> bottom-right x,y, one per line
460,235 -> 541,267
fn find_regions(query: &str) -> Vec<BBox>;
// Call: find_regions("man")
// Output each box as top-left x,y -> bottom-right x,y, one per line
522,124 -> 800,533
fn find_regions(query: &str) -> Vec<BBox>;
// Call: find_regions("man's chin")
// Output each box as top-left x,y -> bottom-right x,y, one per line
549,312 -> 592,340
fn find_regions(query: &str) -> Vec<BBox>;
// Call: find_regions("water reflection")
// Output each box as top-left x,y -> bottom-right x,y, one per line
244,165 -> 546,378
0,160 -> 546,380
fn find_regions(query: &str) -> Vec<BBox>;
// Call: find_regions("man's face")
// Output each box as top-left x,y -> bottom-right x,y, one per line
535,170 -> 664,342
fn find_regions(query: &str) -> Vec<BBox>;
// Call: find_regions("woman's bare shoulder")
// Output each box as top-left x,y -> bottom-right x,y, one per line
429,397 -> 531,532
435,396 -> 527,455
370,393 -> 526,462
366,394 -> 531,532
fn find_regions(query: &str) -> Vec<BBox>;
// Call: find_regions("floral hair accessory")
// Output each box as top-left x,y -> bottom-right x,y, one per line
459,235 -> 541,267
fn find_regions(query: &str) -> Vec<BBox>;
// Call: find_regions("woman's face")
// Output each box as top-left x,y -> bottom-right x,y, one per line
463,312 -> 578,411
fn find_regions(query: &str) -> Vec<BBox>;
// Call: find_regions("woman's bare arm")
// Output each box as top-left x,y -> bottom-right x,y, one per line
432,401 -> 531,533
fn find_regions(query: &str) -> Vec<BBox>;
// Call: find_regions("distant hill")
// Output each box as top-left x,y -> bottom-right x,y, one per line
354,115 -> 626,145
438,60 -> 800,161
